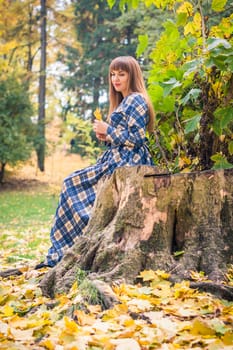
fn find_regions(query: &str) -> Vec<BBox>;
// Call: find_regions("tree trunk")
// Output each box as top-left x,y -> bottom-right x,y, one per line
40,166 -> 233,299
36,0 -> 47,172
0,162 -> 6,183
93,76 -> 101,113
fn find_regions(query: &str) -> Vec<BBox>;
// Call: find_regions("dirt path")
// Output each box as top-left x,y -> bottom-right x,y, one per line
2,151 -> 91,192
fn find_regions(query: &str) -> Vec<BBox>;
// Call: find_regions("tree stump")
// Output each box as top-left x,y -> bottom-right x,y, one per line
39,166 -> 233,300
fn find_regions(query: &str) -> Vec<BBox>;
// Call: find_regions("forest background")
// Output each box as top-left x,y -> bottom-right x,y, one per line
0,0 -> 233,183
0,0 -> 233,349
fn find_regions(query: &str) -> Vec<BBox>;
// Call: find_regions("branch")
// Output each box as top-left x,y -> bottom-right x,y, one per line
153,129 -> 170,172
0,268 -> 23,278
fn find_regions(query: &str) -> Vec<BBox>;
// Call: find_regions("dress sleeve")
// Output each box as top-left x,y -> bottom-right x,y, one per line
106,94 -> 148,148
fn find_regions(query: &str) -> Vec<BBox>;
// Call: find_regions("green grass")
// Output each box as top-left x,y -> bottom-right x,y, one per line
0,190 -> 58,229
0,188 -> 59,266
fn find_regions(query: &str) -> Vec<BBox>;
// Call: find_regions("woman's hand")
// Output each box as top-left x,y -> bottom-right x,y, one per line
93,120 -> 109,135
96,133 -> 107,141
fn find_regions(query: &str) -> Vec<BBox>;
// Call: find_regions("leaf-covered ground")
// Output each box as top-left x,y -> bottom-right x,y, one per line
1,152 -> 233,350
0,252 -> 233,350
1,222 -> 233,349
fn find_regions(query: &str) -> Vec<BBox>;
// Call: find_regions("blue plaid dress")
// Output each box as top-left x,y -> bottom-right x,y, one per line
45,93 -> 154,266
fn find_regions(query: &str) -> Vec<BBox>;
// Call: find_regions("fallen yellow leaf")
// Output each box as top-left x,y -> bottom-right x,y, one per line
191,318 -> 216,336
73,309 -> 95,326
39,339 -> 55,350
138,269 -> 157,282
111,338 -> 141,350
63,316 -> 79,333
9,327 -> 34,341
2,304 -> 14,317
0,320 -> 8,338
222,330 -> 233,345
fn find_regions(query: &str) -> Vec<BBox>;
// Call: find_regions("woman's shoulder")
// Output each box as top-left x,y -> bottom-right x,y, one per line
122,92 -> 147,107
113,93 -> 147,115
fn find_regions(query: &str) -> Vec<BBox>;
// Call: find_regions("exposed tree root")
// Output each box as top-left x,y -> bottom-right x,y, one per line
189,281 -> 233,301
0,268 -> 23,278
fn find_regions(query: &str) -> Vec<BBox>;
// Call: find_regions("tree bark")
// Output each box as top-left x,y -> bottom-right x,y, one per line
39,166 -> 233,300
0,162 -> 6,183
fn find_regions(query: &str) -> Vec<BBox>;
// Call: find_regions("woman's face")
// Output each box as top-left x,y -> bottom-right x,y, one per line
111,69 -> 130,97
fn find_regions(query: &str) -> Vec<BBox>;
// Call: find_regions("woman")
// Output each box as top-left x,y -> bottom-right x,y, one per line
36,56 -> 155,269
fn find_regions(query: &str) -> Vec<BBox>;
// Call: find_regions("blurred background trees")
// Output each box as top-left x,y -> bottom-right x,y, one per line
0,0 -> 232,182
0,73 -> 34,182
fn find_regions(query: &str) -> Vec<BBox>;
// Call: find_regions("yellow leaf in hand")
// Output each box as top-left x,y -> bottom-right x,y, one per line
94,108 -> 102,120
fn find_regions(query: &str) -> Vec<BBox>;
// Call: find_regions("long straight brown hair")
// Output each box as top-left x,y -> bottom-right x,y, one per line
108,56 -> 155,133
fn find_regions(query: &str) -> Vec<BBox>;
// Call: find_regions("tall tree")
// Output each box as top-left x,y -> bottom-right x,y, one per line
60,0 -> 143,118
36,0 -> 47,171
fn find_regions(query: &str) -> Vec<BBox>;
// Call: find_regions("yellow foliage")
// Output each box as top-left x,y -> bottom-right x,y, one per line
222,331 -> 233,345
2,305 -> 14,317
0,227 -> 233,349
184,13 -> 202,37
191,318 -> 216,336
177,1 -> 193,16
138,269 -> 158,282
0,41 -> 18,55
156,269 -> 170,280
210,14 -> 233,39
39,339 -> 55,350
178,155 -> 191,168
63,316 -> 79,333
73,309 -> 95,326
10,327 -> 34,341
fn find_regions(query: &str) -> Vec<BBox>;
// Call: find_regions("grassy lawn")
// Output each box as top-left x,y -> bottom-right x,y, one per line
0,151 -> 90,269
0,189 -> 57,229
0,187 -> 58,267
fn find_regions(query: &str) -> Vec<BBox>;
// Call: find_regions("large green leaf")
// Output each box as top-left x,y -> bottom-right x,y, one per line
207,38 -> 231,51
107,0 -> 116,8
136,34 -> 148,57
225,56 -> 233,71
131,0 -> 139,8
183,114 -> 201,134
176,12 -> 187,26
211,0 -> 228,12
211,153 -> 233,169
205,39 -> 232,70
212,120 -> 222,136
160,78 -> 182,96
206,56 -> 228,70
159,95 -> 175,113
228,141 -> 233,156
148,84 -> 164,103
180,89 -> 201,105
214,107 -> 233,130
183,58 -> 204,76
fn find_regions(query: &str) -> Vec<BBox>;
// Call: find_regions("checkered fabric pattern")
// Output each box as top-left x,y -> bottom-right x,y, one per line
45,93 -> 154,266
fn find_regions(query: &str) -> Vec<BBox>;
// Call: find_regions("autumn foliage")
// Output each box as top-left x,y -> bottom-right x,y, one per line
0,261 -> 233,349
